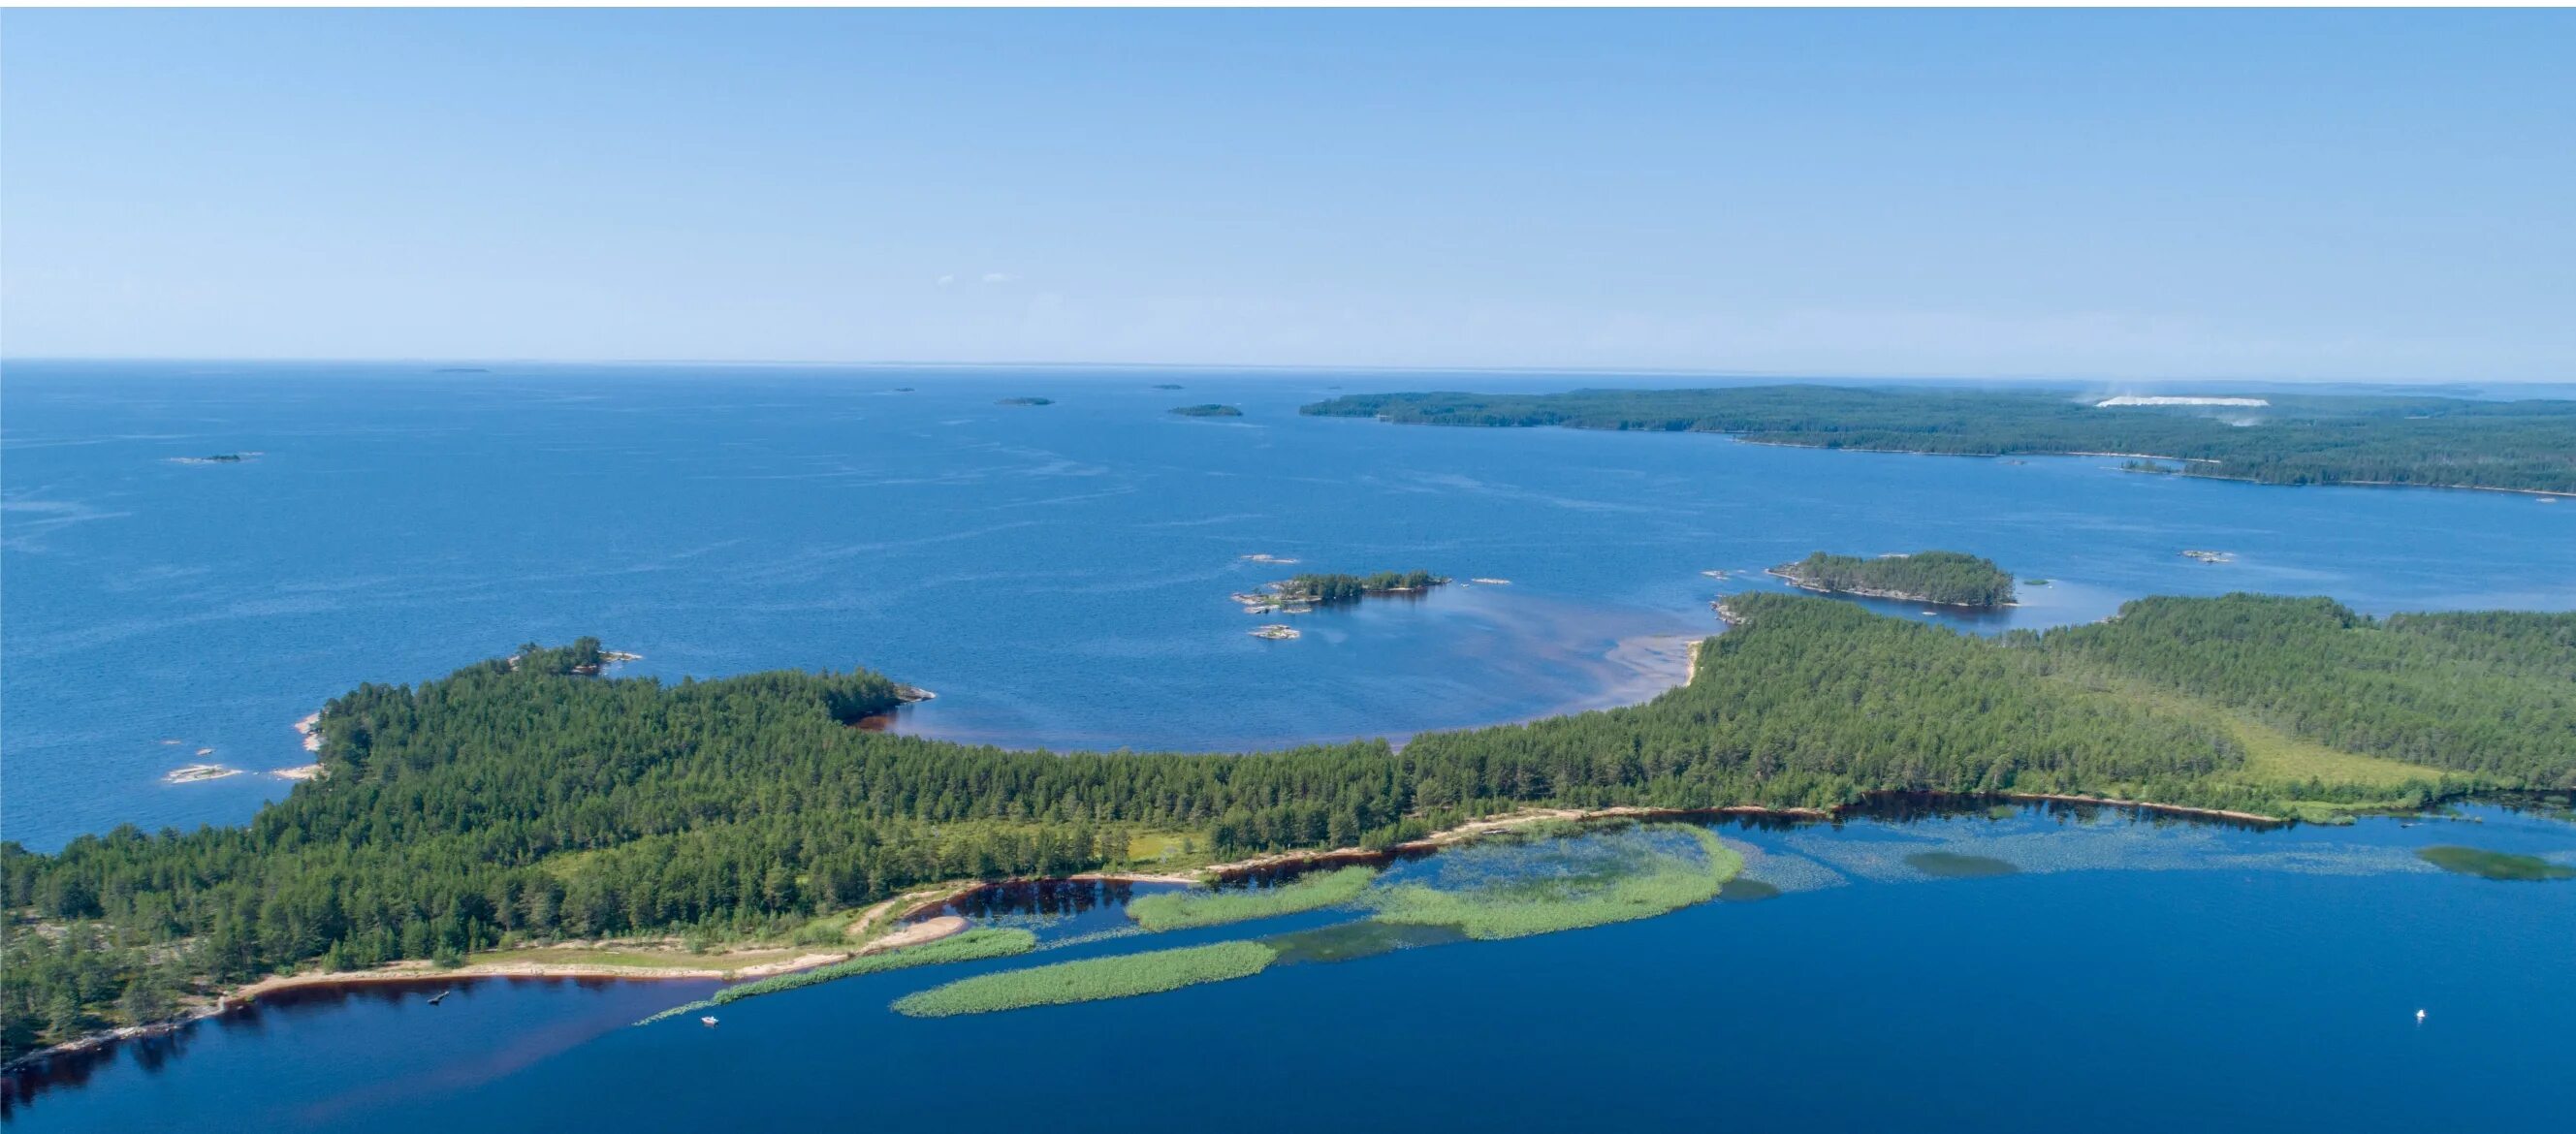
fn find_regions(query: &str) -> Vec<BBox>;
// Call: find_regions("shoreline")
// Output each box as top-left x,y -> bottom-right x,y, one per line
4,888 -> 979,1075
3,789 -> 2301,1073
1711,434 -> 2576,498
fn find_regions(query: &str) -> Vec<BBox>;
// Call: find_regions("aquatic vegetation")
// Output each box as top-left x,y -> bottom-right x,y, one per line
1262,921 -> 1465,964
1368,825 -> 1741,940
634,929 -> 1036,1024
1715,879 -> 1782,902
1724,840 -> 1849,896
1126,866 -> 1378,931
1779,817 -> 2436,884
2417,846 -> 2576,882
892,940 -> 1277,1017
1905,851 -> 2019,878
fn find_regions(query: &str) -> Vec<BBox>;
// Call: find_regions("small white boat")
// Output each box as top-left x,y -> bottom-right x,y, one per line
2415,1009 -> 2427,1023
701,1016 -> 719,1027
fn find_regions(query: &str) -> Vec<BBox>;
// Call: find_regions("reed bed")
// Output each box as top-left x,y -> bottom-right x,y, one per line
891,940 -> 1277,1017
1126,866 -> 1378,931
634,928 -> 1036,1024
2418,846 -> 2576,881
1368,826 -> 1741,940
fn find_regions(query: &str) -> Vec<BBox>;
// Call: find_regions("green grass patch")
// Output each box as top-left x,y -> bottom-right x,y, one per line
1369,826 -> 1741,940
1126,866 -> 1378,931
1904,851 -> 2019,878
892,940 -> 1277,1018
2418,846 -> 2576,882
634,928 -> 1035,1024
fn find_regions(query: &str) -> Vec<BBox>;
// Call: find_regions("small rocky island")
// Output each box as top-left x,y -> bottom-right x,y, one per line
170,452 -> 258,465
996,396 -> 1054,407
1169,404 -> 1243,417
1232,570 -> 1448,614
1769,551 -> 2016,608
1151,383 -> 1185,391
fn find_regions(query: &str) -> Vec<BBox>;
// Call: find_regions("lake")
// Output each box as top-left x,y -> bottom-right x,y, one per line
4,362 -> 2572,1130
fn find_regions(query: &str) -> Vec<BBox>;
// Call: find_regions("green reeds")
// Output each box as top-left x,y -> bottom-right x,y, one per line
891,940 -> 1277,1018
1368,826 -> 1741,940
633,928 -> 1036,1024
2418,846 -> 2576,881
1125,866 -> 1378,931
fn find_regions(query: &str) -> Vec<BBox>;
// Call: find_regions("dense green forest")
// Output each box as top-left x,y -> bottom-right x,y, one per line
1169,404 -> 1243,417
7,593 -> 2572,1058
1284,571 -> 1447,604
1774,551 -> 2016,607
1299,386 -> 2576,493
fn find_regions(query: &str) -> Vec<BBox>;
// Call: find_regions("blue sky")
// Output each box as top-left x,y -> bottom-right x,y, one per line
4,9 -> 2570,380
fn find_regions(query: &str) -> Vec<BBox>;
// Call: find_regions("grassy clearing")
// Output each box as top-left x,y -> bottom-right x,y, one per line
1126,866 -> 1377,931
1124,832 -> 1199,864
1369,826 -> 1741,940
2044,669 -> 2450,807
891,941 -> 1277,1018
2418,846 -> 2576,882
634,928 -> 1036,1024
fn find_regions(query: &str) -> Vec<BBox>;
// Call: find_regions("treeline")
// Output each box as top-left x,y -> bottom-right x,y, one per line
8,592 -> 2574,1057
2025,596 -> 2576,783
1300,386 -> 2576,494
1775,551 -> 2016,607
1287,571 -> 1447,604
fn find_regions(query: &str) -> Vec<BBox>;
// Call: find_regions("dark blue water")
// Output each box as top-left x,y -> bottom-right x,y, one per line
10,804 -> 2569,1133
7,362 -> 2571,850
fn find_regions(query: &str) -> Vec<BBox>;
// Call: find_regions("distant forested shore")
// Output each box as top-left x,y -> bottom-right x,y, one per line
6,595 -> 2573,1060
1298,386 -> 2576,494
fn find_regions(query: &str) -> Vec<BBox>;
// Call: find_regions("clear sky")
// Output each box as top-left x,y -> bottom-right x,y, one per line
4,9 -> 2570,380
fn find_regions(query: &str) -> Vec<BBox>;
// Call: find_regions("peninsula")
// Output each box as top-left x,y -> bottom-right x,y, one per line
1770,551 -> 2016,608
8,590 -> 2574,1062
1299,386 -> 2576,495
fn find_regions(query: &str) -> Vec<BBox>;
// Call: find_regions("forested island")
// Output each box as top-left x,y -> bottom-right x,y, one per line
996,397 -> 1054,406
1169,404 -> 1243,417
1284,570 -> 1446,604
1772,551 -> 2016,607
7,596 -> 2574,1060
1299,386 -> 2576,494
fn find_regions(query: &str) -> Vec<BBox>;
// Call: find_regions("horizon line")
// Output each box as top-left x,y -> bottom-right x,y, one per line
1,356 -> 2554,388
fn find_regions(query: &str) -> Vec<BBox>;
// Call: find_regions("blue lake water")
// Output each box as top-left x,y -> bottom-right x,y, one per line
8,803 -> 2571,1133
4,362 -> 2573,1129
7,362 -> 2572,849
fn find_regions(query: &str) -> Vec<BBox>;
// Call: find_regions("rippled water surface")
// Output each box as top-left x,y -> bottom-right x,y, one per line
8,362 -> 2572,848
